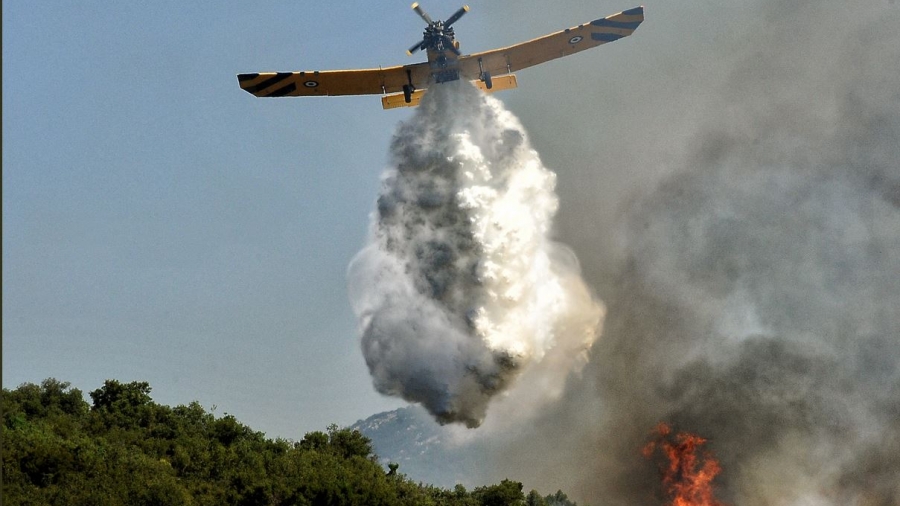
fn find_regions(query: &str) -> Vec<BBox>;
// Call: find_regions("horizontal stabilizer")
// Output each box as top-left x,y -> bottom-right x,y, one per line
382,88 -> 428,109
473,74 -> 517,92
382,74 -> 518,109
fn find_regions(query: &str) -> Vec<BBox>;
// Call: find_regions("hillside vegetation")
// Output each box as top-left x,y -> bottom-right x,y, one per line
2,379 -> 577,506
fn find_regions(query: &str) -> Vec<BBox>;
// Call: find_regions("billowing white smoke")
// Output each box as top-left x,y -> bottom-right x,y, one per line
348,81 -> 603,427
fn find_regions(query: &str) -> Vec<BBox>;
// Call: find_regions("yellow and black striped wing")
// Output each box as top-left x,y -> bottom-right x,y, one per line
237,62 -> 432,98
457,6 -> 644,80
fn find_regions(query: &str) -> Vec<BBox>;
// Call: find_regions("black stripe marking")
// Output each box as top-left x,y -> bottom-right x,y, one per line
267,82 -> 297,97
591,18 -> 642,29
244,72 -> 294,94
237,73 -> 259,82
592,32 -> 625,42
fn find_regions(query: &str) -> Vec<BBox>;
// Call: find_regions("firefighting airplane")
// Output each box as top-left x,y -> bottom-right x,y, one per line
237,4 -> 644,109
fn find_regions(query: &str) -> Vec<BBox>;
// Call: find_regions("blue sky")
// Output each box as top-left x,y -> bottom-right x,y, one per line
3,0 -> 429,436
4,0 -> 715,438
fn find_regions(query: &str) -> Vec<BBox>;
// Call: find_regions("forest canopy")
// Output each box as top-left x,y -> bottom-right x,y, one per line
2,379 -> 578,506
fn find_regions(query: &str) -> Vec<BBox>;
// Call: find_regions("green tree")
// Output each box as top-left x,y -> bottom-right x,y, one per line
3,378 -> 579,506
544,489 -> 578,506
89,380 -> 151,411
299,430 -> 329,451
526,489 -> 548,506
473,479 -> 525,506
326,423 -> 373,459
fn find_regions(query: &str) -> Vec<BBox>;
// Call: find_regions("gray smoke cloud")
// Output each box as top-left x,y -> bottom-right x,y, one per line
348,81 -> 603,427
576,161 -> 900,505
450,0 -> 900,504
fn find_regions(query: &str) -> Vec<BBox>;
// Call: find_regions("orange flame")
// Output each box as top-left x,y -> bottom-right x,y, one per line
643,423 -> 726,506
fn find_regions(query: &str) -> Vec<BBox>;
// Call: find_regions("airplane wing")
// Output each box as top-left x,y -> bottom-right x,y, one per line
457,6 -> 644,81
237,62 -> 432,98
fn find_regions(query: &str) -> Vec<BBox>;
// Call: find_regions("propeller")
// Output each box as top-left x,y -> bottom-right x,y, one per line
406,3 -> 469,56
444,5 -> 469,28
411,2 -> 433,24
408,40 -> 427,55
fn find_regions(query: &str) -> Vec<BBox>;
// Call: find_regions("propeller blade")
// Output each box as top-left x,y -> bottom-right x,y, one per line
411,2 -> 432,24
407,40 -> 426,55
444,5 -> 469,27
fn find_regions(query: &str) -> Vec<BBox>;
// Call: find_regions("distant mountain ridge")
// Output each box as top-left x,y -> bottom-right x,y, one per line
351,409 -> 582,506
351,405 -> 476,487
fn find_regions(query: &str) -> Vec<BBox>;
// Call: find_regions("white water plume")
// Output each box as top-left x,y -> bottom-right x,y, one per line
348,81 -> 603,427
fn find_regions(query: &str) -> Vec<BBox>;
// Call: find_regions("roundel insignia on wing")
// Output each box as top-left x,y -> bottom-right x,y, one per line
303,81 -> 319,88
568,35 -> 583,44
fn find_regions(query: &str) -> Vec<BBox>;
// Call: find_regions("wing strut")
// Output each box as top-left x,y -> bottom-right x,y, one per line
403,68 -> 416,103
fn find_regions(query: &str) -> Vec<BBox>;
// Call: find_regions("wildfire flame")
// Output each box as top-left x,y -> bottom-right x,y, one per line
643,423 -> 726,506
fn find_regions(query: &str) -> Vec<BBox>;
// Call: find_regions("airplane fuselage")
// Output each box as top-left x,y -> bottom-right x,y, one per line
426,48 -> 462,83
420,20 -> 464,84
